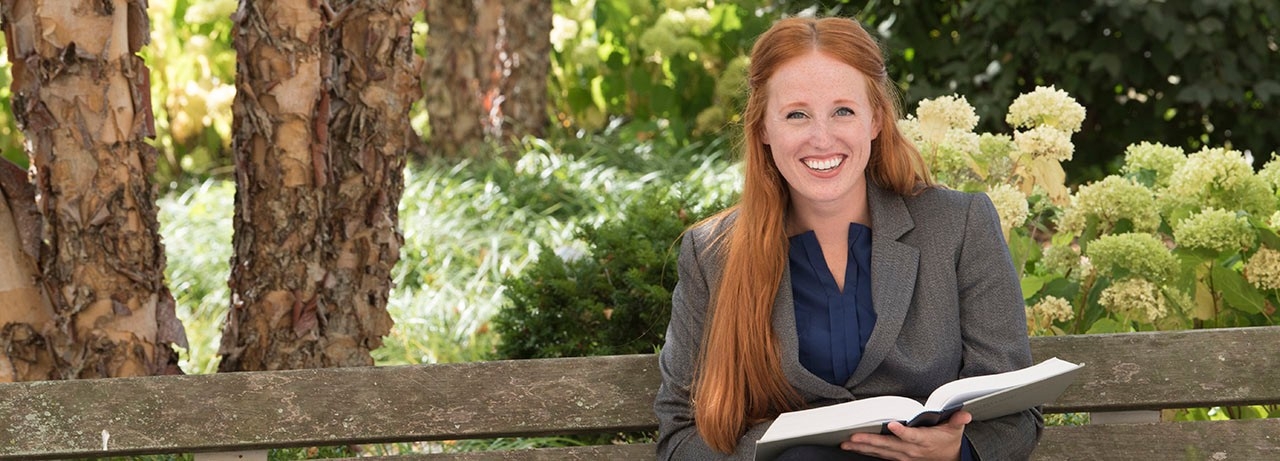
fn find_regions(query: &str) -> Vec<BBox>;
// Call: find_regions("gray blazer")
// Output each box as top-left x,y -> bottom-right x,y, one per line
655,182 -> 1042,460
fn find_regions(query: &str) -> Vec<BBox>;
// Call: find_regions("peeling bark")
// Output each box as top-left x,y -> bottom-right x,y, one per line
316,0 -> 420,366
0,0 -> 185,379
424,0 -> 551,156
0,158 -> 55,382
221,0 -> 418,371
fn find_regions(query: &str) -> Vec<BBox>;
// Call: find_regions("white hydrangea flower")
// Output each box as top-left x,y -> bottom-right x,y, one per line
1032,295 -> 1075,323
1099,277 -> 1168,323
1173,208 -> 1257,254
916,95 -> 980,139
1120,142 -> 1186,188
1006,85 -> 1087,132
1042,244 -> 1081,275
898,116 -> 926,146
1244,247 -> 1280,291
1258,156 -> 1280,191
1057,176 -> 1160,235
1014,125 -> 1074,162
987,184 -> 1029,235
1162,146 -> 1275,216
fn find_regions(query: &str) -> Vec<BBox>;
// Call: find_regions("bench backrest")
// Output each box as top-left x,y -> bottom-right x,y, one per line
1,326 -> 1278,459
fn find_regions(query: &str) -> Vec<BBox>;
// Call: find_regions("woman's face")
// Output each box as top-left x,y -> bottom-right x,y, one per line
762,50 -> 879,212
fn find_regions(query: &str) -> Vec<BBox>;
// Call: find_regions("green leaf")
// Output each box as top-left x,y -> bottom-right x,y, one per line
1085,317 -> 1128,334
1021,275 -> 1047,300
1211,264 -> 1265,314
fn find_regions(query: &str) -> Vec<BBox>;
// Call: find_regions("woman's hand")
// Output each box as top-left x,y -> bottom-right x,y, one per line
839,410 -> 973,461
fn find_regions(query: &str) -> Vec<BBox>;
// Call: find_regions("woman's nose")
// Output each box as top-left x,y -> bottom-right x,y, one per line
809,120 -> 835,148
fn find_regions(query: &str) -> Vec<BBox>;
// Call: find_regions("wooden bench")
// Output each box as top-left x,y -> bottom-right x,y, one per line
2,326 -> 1278,460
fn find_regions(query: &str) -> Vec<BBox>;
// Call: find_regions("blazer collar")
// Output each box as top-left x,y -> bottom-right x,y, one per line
773,180 -> 921,399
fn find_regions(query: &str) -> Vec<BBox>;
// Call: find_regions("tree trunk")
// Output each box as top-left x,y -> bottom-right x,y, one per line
317,0 -> 419,366
0,158 -> 55,382
501,1 -> 551,141
220,0 -> 416,371
424,0 -> 550,156
0,0 -> 185,379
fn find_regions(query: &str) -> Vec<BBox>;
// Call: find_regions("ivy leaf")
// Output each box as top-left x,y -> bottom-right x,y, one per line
1211,264 -> 1265,315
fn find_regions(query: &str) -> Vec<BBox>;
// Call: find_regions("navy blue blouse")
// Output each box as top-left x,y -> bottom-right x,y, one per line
788,222 -> 876,386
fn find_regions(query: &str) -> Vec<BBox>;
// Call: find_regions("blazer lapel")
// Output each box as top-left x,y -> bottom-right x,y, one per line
773,264 -> 854,401
847,182 -> 919,387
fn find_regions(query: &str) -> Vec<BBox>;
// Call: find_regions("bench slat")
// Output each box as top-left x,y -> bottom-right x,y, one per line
2,326 -> 1278,459
1035,326 -> 1280,413
352,444 -> 657,460
0,355 -> 661,459
1032,418 -> 1280,460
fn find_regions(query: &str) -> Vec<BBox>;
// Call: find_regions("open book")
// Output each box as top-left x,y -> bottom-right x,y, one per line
755,357 -> 1083,460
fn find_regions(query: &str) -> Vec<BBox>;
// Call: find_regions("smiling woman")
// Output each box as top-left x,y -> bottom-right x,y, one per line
655,16 -> 1040,461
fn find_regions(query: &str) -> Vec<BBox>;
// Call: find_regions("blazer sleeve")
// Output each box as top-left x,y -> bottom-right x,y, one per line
956,192 -> 1044,459
655,227 -> 771,460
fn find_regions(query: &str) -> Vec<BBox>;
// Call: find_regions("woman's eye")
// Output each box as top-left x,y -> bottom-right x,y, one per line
785,111 -> 808,120
834,107 -> 855,117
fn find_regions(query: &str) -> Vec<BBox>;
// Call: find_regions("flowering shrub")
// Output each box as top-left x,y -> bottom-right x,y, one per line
905,88 -> 1279,337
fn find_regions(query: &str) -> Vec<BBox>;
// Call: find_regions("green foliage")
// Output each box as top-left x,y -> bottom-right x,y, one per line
859,0 -> 1280,180
549,0 -> 778,141
144,0 -> 238,181
492,185 -> 722,359
158,179 -> 235,374
0,35 -> 23,168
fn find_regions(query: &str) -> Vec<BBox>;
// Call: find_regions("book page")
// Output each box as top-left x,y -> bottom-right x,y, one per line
757,395 -> 923,443
923,357 -> 1083,412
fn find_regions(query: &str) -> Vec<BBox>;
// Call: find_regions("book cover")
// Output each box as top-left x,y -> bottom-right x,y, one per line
754,357 -> 1084,461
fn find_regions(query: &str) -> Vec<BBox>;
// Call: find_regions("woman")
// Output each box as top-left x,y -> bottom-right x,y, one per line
654,16 -> 1041,460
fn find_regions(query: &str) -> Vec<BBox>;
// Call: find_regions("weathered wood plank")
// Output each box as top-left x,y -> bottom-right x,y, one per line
0,354 -> 661,459
1032,418 -> 1280,460
343,444 -> 657,460
1,326 -> 1278,459
1033,326 -> 1280,413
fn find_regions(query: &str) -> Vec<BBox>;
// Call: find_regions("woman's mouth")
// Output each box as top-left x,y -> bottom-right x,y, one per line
803,156 -> 844,172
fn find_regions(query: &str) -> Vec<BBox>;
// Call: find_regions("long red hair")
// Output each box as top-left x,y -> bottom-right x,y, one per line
692,16 -> 932,453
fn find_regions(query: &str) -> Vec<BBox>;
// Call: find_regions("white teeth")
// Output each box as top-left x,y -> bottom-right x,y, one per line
803,157 -> 843,171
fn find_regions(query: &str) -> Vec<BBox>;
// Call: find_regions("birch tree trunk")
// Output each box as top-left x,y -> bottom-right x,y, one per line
220,0 -> 417,371
0,0 -> 186,379
424,0 -> 551,156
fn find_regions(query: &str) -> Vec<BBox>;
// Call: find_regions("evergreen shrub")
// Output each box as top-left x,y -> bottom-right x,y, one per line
492,185 -> 723,359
